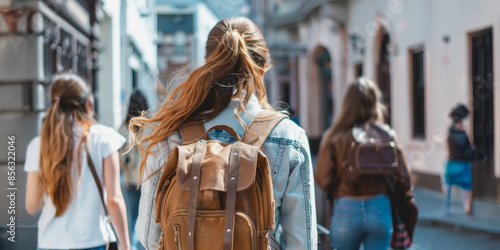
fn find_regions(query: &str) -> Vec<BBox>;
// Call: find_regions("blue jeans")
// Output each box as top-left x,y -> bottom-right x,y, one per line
122,184 -> 144,250
330,194 -> 393,250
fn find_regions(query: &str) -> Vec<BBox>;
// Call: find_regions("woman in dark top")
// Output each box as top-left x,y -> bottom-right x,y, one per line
445,104 -> 486,215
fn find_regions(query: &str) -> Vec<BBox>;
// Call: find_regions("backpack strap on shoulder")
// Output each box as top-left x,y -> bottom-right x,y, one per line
242,109 -> 288,148
179,121 -> 206,143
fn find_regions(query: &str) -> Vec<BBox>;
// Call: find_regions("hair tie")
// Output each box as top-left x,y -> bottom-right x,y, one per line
54,96 -> 61,102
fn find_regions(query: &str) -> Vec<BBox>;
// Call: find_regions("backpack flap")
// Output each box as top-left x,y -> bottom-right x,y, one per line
355,142 -> 398,173
176,142 -> 260,192
351,123 -> 399,175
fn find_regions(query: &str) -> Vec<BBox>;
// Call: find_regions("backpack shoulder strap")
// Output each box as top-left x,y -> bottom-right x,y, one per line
179,121 -> 206,143
242,109 -> 288,148
180,110 -> 287,146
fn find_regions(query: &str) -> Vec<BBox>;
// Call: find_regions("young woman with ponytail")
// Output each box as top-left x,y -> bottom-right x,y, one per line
132,17 -> 317,249
24,74 -> 130,250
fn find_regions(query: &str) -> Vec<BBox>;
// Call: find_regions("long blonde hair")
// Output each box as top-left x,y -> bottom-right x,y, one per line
131,17 -> 273,180
328,77 -> 387,138
39,74 -> 94,216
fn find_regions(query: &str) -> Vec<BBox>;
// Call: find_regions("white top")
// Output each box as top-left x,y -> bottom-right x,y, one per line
24,124 -> 126,249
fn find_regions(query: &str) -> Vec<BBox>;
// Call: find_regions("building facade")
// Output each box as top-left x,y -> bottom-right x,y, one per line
254,0 -> 500,225
156,0 -> 251,93
0,0 -> 99,248
343,0 -> 499,202
156,0 -> 219,91
0,0 -> 158,248
98,0 -> 158,128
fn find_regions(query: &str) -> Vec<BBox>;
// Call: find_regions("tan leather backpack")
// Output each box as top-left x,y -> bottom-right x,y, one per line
155,110 -> 287,250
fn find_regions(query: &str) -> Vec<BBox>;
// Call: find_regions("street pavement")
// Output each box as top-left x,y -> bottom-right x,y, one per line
412,224 -> 500,250
410,187 -> 500,250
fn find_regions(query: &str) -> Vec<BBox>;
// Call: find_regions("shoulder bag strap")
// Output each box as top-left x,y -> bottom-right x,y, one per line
85,140 -> 119,245
242,110 -> 288,148
179,110 -> 287,146
179,121 -> 206,142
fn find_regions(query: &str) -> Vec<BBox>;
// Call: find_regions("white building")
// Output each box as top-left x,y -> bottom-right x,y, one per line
255,0 -> 500,216
345,0 -> 499,201
98,0 -> 158,128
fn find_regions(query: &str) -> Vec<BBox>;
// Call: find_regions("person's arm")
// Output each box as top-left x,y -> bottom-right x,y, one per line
461,134 -> 487,162
279,131 -> 318,250
136,159 -> 163,250
25,172 -> 44,215
390,130 -> 412,190
24,137 -> 44,215
314,139 -> 337,190
103,152 -> 131,250
136,140 -> 174,250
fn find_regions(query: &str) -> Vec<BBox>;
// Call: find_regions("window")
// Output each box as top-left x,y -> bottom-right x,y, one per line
132,70 -> 138,90
411,48 -> 425,139
355,63 -> 363,78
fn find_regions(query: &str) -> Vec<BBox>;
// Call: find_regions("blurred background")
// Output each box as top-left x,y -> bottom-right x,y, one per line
0,0 -> 499,249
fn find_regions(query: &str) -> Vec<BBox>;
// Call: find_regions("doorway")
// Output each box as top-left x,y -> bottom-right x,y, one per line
470,28 -> 496,199
314,48 -> 334,129
377,33 -> 391,124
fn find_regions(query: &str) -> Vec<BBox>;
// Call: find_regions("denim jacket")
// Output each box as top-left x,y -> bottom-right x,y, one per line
136,94 -> 318,250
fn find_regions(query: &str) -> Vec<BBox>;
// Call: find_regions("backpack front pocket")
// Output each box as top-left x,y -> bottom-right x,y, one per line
164,209 -> 257,250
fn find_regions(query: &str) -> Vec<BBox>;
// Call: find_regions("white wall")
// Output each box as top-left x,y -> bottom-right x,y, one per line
296,4 -> 346,138
194,3 -> 218,67
124,0 -> 158,114
346,0 -> 500,177
98,1 -> 123,128
98,0 -> 158,128
126,0 -> 157,73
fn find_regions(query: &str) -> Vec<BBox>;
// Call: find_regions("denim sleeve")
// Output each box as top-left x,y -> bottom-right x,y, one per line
279,130 -> 318,250
136,152 -> 162,250
136,139 -> 175,250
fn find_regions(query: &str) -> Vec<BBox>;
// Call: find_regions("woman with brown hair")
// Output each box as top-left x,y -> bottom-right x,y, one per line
132,17 -> 317,249
24,74 -> 130,250
315,77 -> 414,249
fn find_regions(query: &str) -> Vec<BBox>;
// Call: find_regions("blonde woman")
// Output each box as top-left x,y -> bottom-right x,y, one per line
24,74 -> 130,250
132,17 -> 317,249
315,78 -> 413,249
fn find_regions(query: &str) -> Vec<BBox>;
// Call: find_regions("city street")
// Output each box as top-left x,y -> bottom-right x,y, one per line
2,0 -> 500,249
412,224 -> 500,250
410,187 -> 500,250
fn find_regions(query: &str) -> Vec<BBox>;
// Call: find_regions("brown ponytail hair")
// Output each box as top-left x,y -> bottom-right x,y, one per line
39,74 -> 94,216
131,17 -> 273,180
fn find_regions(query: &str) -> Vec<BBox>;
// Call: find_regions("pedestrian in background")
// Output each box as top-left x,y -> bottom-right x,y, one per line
130,17 -> 317,249
24,74 -> 130,250
444,103 -> 486,215
119,90 -> 149,250
315,77 -> 415,250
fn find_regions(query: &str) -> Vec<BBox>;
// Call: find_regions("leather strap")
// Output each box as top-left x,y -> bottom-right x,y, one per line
85,141 -> 119,245
180,110 -> 287,147
186,140 -> 207,250
189,125 -> 241,144
223,142 -> 242,250
243,110 -> 288,148
180,122 -> 206,142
